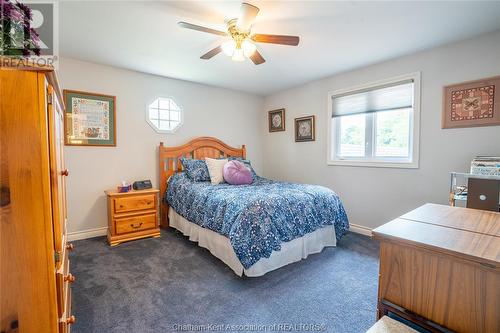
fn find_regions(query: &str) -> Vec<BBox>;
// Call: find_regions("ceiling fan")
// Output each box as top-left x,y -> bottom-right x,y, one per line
178,2 -> 300,65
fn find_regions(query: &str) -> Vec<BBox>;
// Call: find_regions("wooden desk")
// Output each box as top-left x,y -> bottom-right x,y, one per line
372,203 -> 500,333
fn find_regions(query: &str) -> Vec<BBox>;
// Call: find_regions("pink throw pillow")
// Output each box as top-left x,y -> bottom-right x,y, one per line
223,160 -> 253,185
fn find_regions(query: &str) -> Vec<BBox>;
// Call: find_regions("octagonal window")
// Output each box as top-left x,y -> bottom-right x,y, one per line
147,97 -> 183,133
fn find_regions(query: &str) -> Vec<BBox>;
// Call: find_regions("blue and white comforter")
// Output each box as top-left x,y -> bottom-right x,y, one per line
165,173 -> 349,269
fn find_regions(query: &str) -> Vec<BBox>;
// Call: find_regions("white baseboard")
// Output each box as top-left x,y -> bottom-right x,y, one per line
68,224 -> 372,241
68,227 -> 108,241
349,223 -> 372,237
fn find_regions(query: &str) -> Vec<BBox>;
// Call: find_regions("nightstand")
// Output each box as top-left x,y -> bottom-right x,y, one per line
105,188 -> 161,246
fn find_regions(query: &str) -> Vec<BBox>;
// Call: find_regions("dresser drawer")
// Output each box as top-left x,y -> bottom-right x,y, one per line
59,287 -> 74,333
56,246 -> 75,320
56,246 -> 69,317
113,194 -> 156,214
114,213 -> 157,235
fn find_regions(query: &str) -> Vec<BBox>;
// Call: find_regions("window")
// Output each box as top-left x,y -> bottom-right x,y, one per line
328,73 -> 420,168
147,97 -> 183,133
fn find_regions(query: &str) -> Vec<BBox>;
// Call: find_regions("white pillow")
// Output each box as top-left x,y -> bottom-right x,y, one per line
205,158 -> 228,185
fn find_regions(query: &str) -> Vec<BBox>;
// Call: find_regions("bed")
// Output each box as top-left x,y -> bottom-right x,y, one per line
159,137 -> 349,276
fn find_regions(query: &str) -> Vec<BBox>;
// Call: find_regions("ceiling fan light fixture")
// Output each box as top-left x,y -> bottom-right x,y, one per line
232,48 -> 245,62
236,2 -> 260,32
242,40 -> 256,57
179,2 -> 299,65
221,40 -> 236,56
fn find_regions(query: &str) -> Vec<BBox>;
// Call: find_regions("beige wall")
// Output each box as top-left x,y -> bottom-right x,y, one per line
61,31 -> 500,237
60,58 -> 264,236
262,31 -> 500,231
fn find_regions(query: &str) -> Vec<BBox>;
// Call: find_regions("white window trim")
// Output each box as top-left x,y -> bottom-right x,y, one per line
326,72 -> 421,169
146,96 -> 184,134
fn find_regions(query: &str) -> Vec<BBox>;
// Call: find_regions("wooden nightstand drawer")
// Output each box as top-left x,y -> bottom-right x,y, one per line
115,213 -> 157,235
114,194 -> 156,214
106,188 -> 160,245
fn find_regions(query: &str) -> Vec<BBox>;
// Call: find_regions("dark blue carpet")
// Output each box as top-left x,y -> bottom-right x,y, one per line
70,230 -> 379,333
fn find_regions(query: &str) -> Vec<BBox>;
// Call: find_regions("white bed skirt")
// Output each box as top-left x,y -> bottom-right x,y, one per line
168,208 -> 337,277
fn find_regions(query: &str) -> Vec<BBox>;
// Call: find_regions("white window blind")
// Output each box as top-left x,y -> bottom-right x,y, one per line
332,80 -> 414,118
327,73 -> 420,168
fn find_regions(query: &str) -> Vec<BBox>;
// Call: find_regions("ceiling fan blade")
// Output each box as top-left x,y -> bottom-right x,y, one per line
236,3 -> 260,32
200,46 -> 222,59
249,50 -> 265,65
252,34 -> 300,46
178,21 -> 227,36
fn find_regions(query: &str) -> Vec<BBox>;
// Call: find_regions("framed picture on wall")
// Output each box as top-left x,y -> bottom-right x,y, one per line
268,108 -> 285,132
442,75 -> 500,129
64,90 -> 117,146
295,115 -> 315,142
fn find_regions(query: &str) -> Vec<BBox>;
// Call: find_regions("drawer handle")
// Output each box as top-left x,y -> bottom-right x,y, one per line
61,169 -> 69,177
130,222 -> 143,229
64,273 -> 76,283
66,315 -> 76,325
66,243 -> 74,251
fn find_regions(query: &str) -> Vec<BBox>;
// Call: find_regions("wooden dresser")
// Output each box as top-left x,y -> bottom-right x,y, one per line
373,203 -> 499,333
105,188 -> 160,246
1,65 -> 75,332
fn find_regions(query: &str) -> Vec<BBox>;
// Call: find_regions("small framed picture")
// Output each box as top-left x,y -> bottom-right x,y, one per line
295,116 -> 315,142
268,108 -> 285,132
64,90 -> 117,146
442,75 -> 500,129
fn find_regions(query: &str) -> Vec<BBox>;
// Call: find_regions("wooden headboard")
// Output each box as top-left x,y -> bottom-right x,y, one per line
159,137 -> 246,228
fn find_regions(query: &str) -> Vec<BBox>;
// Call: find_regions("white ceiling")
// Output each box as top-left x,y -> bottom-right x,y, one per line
60,1 -> 500,96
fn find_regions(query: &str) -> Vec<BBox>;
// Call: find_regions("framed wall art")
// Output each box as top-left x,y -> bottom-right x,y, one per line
295,115 -> 315,142
268,108 -> 285,132
442,75 -> 500,129
64,90 -> 116,146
